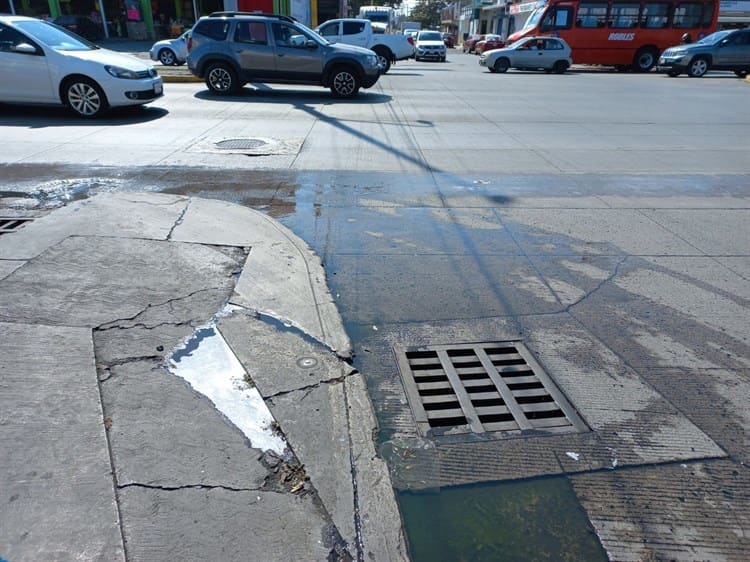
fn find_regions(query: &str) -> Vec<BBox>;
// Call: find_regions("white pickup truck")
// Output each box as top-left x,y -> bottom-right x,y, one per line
315,18 -> 415,73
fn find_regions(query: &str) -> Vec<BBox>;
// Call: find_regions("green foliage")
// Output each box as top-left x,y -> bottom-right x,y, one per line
408,0 -> 448,29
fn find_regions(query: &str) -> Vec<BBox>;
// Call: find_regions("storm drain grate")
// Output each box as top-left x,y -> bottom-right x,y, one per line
395,341 -> 587,437
215,138 -> 268,150
0,218 -> 33,236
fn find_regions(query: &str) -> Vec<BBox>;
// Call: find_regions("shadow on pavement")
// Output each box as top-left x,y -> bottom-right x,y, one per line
0,104 -> 168,127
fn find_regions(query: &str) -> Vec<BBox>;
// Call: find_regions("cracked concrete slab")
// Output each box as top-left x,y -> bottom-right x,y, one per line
0,192 -> 188,260
0,258 -> 24,280
167,198 -> 351,356
0,236 -> 242,328
100,360 -> 270,489
118,487 -> 334,562
0,322 -> 123,561
218,310 -> 407,560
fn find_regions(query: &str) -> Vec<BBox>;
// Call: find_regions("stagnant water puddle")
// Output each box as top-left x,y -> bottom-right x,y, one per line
398,477 -> 607,562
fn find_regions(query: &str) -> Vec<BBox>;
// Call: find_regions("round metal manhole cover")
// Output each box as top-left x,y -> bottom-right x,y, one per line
215,138 -> 268,150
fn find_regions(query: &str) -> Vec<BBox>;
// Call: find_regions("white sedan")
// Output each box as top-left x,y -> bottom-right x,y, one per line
0,15 -> 163,117
150,30 -> 190,66
479,36 -> 572,74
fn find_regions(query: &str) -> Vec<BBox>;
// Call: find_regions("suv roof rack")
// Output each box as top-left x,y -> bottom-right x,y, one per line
208,12 -> 297,22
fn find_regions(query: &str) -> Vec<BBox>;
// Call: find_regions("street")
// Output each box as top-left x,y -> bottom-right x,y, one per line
2,50 -> 750,560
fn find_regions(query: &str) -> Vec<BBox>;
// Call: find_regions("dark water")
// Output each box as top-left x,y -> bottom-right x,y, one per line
398,477 -> 608,562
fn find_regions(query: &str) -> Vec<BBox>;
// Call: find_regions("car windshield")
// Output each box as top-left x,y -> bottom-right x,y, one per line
418,31 -> 442,41
695,30 -> 733,45
16,20 -> 96,51
522,7 -> 545,30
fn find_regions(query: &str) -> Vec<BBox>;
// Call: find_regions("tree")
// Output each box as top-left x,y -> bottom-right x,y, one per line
407,0 -> 448,29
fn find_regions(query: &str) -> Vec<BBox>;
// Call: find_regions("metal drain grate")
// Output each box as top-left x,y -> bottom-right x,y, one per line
215,138 -> 268,150
395,341 -> 587,437
0,218 -> 33,236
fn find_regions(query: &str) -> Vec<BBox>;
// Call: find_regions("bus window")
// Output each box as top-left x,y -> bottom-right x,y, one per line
701,1 -> 715,28
641,2 -> 669,28
540,7 -> 574,31
609,2 -> 640,28
673,3 -> 703,28
576,3 -> 608,28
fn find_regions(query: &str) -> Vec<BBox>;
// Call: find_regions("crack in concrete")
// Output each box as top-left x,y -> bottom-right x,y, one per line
118,482 -> 280,494
565,255 -> 630,313
95,319 -> 194,333
95,287 -> 225,331
265,368 -> 359,402
166,198 -> 191,241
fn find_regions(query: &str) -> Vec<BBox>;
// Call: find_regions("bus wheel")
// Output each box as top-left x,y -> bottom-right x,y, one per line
493,57 -> 510,73
632,47 -> 657,72
687,57 -> 709,77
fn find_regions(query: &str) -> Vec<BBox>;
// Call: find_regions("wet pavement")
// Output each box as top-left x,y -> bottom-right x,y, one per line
2,51 -> 750,559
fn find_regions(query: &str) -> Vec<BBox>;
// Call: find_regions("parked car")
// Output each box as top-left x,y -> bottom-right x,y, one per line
187,12 -> 381,98
474,34 -> 504,55
52,15 -> 102,42
462,34 -> 484,54
479,36 -> 572,74
657,27 -> 750,78
315,18 -> 413,73
150,29 -> 190,66
414,30 -> 446,62
0,14 -> 163,117
442,32 -> 455,48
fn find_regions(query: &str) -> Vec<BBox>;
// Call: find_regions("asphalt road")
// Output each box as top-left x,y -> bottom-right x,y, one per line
2,50 -> 750,560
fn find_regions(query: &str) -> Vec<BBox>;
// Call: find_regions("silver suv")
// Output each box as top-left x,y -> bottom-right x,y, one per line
658,28 -> 750,78
187,12 -> 381,97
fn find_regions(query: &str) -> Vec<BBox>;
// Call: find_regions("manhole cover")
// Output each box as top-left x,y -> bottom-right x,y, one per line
0,217 -> 34,235
395,341 -> 587,438
215,138 -> 268,150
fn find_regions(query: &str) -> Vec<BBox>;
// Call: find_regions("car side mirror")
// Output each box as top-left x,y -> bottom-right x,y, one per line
306,40 -> 318,50
13,43 -> 38,55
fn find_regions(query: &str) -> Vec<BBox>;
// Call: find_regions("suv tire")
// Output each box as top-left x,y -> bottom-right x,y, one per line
330,67 -> 361,98
206,62 -> 239,95
688,56 -> 709,78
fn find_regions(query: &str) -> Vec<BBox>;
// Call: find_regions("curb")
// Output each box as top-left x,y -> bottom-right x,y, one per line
160,74 -> 202,83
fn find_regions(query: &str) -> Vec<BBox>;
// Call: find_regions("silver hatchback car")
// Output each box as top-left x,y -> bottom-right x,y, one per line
479,36 -> 572,74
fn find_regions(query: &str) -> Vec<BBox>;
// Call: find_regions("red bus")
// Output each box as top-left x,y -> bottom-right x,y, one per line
507,0 -> 718,71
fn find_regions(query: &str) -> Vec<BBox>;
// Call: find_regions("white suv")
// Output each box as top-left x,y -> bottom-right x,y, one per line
0,15 -> 163,117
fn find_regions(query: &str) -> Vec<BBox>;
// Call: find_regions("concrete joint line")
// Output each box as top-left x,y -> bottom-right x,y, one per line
342,379 -> 365,562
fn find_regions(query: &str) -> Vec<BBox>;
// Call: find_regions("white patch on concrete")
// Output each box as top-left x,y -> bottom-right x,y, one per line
560,259 -> 612,280
168,325 -> 287,455
566,451 -> 580,461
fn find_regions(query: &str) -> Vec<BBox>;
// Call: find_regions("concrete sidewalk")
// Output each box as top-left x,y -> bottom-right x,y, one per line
0,193 -> 407,561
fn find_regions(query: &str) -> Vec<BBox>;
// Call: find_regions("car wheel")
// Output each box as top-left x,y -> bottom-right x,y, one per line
158,48 -> 177,66
63,77 -> 108,118
205,62 -> 238,95
552,60 -> 568,74
734,69 -> 748,78
373,48 -> 392,74
667,70 -> 680,77
493,57 -> 510,73
330,67 -> 361,98
687,57 -> 709,78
